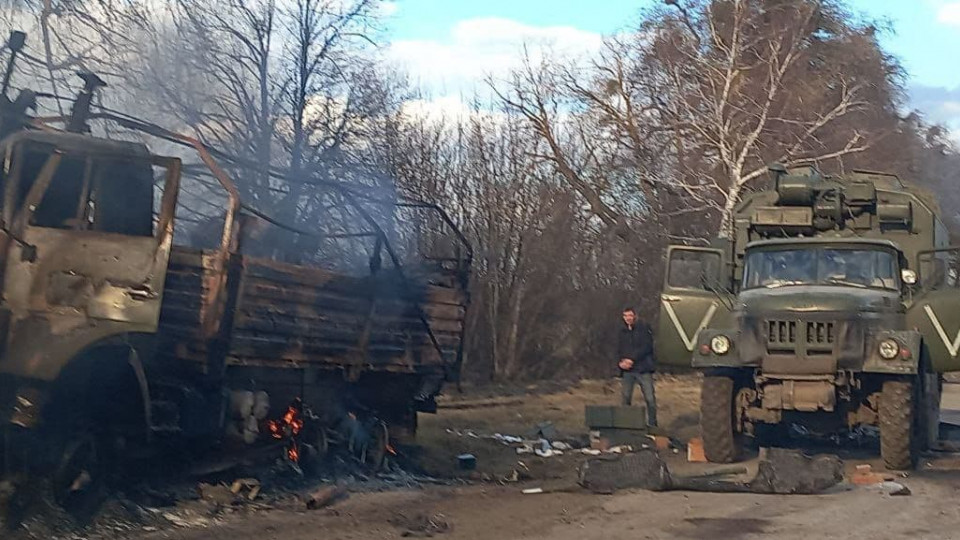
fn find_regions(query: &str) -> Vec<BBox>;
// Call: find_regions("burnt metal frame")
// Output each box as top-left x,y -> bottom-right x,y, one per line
84,112 -> 473,381
1,135 -> 181,247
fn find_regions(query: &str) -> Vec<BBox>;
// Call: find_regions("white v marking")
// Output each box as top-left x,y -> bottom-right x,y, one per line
662,301 -> 718,352
924,304 -> 960,358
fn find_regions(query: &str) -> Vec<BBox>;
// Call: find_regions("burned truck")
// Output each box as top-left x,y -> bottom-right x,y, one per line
658,165 -> 960,469
0,35 -> 469,511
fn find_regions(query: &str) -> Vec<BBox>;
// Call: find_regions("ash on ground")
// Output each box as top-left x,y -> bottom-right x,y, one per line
1,443 -> 454,540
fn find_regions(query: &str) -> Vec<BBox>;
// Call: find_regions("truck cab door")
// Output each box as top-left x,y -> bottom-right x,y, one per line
0,140 -> 180,381
657,246 -> 733,367
909,248 -> 960,373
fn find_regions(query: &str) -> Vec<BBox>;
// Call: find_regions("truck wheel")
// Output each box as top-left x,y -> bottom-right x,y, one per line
364,421 -> 390,471
701,376 -> 740,463
879,379 -> 916,470
53,433 -> 105,519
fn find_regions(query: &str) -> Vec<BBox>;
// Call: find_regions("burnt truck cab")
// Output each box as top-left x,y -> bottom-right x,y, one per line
658,166 -> 960,470
0,130 -> 180,460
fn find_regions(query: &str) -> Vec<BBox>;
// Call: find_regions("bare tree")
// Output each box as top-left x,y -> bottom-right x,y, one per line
641,0 -> 901,235
495,0 -> 903,240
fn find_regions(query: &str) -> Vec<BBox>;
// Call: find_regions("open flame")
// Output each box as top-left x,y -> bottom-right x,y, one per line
287,441 -> 300,462
268,399 -> 305,463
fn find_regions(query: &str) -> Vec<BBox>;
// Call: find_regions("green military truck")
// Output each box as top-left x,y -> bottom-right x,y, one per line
658,165 -> 960,469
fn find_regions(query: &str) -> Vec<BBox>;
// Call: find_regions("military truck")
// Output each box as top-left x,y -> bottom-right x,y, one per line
658,165 -> 960,470
0,34 -> 470,513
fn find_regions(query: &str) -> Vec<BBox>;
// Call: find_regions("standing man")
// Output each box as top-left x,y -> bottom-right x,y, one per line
618,307 -> 658,428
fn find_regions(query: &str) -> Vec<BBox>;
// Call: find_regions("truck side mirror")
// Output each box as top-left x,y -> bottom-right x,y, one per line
901,269 -> 917,286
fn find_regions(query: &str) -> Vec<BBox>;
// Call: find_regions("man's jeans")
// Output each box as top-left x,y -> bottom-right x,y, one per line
621,372 -> 658,427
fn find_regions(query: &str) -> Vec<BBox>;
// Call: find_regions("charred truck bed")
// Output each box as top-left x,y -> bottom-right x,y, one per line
155,245 -> 468,439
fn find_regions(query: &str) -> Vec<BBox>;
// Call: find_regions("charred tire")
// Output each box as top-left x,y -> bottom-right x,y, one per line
364,421 -> 390,471
879,379 -> 916,471
52,433 -> 106,519
700,376 -> 740,463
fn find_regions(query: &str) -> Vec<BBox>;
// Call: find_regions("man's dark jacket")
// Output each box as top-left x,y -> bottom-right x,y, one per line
618,322 -> 655,373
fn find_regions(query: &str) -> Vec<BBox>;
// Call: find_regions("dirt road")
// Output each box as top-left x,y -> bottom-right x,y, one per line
11,375 -> 960,539
133,473 -> 960,540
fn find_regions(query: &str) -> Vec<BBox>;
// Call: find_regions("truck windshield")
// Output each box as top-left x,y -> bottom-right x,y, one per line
743,248 -> 899,290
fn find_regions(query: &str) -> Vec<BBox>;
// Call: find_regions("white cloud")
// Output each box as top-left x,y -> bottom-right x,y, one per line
388,17 -> 603,99
378,1 -> 399,17
942,101 -> 960,115
937,2 -> 960,26
400,95 -> 476,122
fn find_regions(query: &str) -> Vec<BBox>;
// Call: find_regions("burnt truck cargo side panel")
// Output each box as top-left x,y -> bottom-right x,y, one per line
227,256 -> 463,369
156,248 -> 467,376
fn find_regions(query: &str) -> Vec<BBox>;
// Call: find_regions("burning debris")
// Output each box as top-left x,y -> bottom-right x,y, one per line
268,399 -> 308,465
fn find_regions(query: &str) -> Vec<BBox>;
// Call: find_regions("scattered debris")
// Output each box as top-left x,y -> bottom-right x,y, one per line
439,397 -> 525,410
493,434 -> 523,444
534,439 -> 563,458
229,479 -> 262,501
850,464 -> 888,486
527,422 -> 558,441
648,435 -> 671,451
390,512 -> 452,538
163,510 -> 215,529
457,454 -> 477,470
305,486 -> 348,510
883,482 -> 912,496
521,488 -> 544,495
197,483 -> 237,505
469,472 -> 494,482
503,462 -> 533,483
687,437 -> 706,463
590,437 -> 610,451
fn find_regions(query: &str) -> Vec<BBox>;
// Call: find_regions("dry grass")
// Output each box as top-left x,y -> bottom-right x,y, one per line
414,374 -> 703,479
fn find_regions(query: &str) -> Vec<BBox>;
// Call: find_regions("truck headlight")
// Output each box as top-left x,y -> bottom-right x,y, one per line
710,335 -> 731,355
878,339 -> 900,360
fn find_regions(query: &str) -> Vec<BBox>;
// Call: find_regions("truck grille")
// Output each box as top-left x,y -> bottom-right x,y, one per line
765,320 -> 835,348
767,320 -> 797,345
805,321 -> 835,345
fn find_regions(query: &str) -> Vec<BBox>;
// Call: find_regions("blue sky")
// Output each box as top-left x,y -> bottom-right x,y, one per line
385,0 -> 960,132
